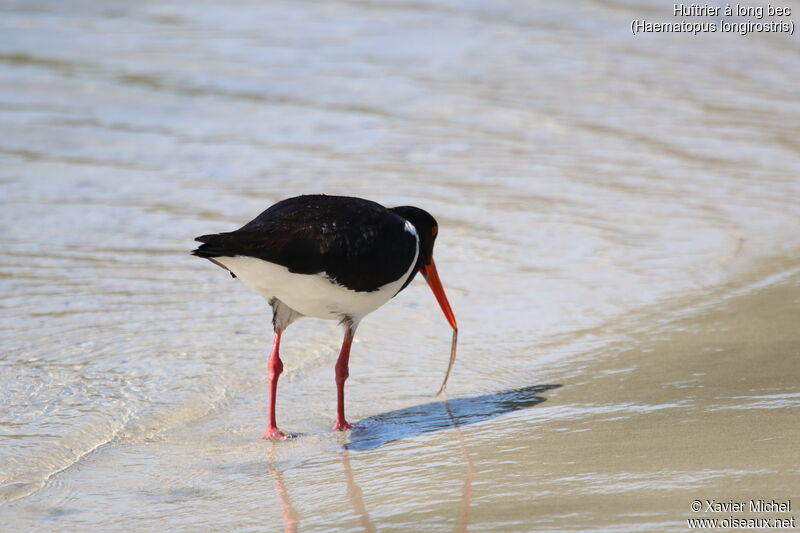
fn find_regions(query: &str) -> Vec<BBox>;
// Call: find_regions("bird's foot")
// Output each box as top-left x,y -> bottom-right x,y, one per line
332,420 -> 353,431
262,427 -> 288,440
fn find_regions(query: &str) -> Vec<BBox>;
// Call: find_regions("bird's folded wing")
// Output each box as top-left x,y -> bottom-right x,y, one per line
192,220 -> 417,292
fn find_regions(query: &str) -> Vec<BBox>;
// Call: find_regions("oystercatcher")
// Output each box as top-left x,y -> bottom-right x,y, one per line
192,194 -> 458,439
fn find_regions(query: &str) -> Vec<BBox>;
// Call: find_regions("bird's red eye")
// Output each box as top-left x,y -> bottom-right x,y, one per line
432,226 -> 438,237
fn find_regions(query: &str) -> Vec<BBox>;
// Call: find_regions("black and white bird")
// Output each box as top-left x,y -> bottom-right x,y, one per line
192,194 -> 458,439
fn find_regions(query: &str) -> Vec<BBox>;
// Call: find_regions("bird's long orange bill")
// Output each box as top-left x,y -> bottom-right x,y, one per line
420,257 -> 458,396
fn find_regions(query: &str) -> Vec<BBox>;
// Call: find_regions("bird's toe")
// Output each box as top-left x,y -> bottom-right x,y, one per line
262,428 -> 288,440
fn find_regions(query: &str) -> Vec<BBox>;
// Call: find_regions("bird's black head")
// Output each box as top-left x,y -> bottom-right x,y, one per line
391,205 -> 438,270
390,205 -> 457,334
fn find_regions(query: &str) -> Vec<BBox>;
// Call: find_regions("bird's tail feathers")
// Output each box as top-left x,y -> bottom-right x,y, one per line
191,234 -> 231,258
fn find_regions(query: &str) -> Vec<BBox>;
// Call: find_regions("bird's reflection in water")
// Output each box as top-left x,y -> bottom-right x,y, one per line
339,450 -> 376,532
265,448 -> 374,532
266,385 -> 559,531
266,449 -> 299,533
443,398 -> 474,533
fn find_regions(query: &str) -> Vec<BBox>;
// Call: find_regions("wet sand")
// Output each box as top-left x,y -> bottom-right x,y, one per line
467,270 -> 800,531
5,266 -> 799,532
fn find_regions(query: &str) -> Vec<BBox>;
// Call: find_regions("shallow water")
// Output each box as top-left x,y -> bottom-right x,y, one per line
1,0 -> 799,530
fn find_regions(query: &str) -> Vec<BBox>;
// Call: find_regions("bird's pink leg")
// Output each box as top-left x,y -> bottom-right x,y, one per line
263,329 -> 287,440
333,324 -> 355,431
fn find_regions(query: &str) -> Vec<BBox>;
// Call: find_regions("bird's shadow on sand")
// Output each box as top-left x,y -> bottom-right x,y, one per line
346,384 -> 561,451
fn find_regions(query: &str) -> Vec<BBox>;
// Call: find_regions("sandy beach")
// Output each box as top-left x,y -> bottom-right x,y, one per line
5,261 -> 799,532
2,0 -> 799,531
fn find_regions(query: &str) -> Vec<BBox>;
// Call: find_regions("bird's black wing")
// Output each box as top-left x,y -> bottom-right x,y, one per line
191,195 -> 419,292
